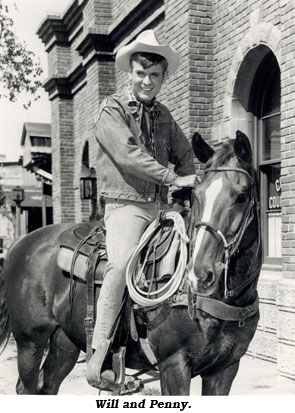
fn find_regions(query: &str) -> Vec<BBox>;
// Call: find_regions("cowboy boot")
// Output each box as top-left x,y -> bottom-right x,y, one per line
86,339 -> 117,390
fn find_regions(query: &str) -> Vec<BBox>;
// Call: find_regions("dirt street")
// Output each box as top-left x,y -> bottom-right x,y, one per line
1,336 -> 294,396
0,336 -> 160,395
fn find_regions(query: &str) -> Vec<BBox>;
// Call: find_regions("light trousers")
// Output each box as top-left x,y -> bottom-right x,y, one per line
92,198 -> 161,349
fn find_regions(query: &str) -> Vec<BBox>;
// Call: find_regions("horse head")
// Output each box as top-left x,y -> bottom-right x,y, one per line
188,130 -> 260,299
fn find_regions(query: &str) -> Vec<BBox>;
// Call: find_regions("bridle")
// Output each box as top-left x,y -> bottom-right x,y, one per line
191,167 -> 259,299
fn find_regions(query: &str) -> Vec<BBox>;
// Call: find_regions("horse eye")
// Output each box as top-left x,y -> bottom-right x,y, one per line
236,194 -> 248,204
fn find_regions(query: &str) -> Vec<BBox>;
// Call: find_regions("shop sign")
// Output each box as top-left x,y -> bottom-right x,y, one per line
268,177 -> 281,210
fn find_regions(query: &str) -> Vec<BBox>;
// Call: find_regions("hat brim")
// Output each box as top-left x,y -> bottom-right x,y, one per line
116,40 -> 180,75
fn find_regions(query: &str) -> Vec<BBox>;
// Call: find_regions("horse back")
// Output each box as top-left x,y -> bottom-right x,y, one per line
4,222 -> 99,340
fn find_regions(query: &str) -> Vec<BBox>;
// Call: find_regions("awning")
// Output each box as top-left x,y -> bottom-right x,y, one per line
32,166 -> 52,183
4,187 -> 52,208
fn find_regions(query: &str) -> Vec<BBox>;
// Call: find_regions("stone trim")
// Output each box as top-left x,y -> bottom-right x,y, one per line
223,22 -> 281,124
43,63 -> 86,100
43,77 -> 72,100
37,1 -> 84,48
76,30 -> 114,57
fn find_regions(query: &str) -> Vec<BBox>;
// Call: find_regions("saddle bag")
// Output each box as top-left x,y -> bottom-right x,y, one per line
141,225 -> 180,283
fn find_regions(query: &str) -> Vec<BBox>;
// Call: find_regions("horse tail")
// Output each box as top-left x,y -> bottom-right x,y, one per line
0,260 -> 11,354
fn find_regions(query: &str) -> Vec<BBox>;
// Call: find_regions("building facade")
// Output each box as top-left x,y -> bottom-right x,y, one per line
0,123 -> 53,252
38,0 -> 295,380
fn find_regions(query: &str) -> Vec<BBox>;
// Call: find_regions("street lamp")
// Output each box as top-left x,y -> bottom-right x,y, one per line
80,171 -> 97,200
80,168 -> 97,221
12,185 -> 25,238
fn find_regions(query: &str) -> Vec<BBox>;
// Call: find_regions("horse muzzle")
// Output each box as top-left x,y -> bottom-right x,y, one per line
187,261 -> 224,296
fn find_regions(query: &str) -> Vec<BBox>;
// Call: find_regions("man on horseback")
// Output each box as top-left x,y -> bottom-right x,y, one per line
86,29 -> 196,390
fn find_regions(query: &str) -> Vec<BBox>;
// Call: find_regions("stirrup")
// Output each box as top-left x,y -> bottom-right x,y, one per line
112,346 -> 126,387
97,346 -> 126,396
112,346 -> 144,395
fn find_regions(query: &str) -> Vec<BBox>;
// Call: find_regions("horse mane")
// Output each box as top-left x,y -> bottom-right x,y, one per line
206,142 -> 234,169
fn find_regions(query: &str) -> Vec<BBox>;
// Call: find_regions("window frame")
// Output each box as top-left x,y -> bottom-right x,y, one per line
250,53 -> 281,266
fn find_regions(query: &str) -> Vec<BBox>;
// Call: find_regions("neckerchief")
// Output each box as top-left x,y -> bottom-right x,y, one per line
126,87 -> 158,156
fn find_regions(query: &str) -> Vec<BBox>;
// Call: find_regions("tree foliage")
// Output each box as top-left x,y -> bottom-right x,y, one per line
0,0 -> 43,108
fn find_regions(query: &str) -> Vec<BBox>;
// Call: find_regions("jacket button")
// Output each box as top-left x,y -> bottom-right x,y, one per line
147,197 -> 152,202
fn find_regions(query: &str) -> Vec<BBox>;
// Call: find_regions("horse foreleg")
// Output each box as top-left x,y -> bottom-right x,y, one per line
159,350 -> 191,395
201,361 -> 240,395
38,327 -> 80,395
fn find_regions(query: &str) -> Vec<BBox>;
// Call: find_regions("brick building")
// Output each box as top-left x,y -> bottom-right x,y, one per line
37,0 -> 295,381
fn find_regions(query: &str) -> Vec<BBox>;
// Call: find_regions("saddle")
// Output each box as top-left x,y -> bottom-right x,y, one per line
57,217 -> 179,286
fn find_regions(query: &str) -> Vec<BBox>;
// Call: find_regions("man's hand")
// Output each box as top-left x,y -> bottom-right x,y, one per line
174,174 -> 197,188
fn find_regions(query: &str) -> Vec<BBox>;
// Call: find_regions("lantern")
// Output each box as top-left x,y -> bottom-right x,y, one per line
80,172 -> 97,200
12,185 -> 25,204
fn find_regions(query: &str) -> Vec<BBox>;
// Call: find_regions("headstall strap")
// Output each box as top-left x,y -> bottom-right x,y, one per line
192,166 -> 257,299
204,167 -> 254,184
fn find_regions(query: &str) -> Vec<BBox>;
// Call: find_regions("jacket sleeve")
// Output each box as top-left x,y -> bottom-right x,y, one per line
169,116 -> 196,176
94,100 -> 176,186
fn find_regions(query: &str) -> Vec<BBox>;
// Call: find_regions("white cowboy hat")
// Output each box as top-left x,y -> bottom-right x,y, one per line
116,30 -> 180,75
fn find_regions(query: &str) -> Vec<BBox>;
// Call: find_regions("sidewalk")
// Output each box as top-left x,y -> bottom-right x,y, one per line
229,355 -> 295,395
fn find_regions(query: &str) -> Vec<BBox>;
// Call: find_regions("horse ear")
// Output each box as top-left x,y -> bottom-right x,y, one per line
234,130 -> 252,164
192,132 -> 215,163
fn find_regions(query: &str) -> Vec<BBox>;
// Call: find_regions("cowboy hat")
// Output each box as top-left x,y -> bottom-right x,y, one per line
116,30 -> 180,75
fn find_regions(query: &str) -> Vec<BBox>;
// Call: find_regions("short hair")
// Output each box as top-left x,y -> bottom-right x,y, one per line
130,52 -> 168,74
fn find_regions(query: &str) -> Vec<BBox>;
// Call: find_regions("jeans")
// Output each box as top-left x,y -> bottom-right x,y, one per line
92,198 -> 162,349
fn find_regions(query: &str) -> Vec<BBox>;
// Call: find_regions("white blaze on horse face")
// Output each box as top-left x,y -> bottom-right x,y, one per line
188,177 -> 223,286
193,177 -> 223,260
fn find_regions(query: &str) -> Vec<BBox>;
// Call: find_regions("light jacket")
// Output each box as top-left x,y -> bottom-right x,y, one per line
93,87 -> 195,203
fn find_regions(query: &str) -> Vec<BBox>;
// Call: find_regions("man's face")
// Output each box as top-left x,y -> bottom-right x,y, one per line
129,61 -> 165,103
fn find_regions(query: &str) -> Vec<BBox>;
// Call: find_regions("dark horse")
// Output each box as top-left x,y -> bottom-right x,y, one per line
0,130 -> 262,395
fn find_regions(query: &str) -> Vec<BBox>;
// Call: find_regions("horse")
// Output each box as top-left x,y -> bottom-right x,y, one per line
0,130 -> 262,395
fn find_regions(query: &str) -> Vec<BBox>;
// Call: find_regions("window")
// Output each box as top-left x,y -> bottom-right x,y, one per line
251,53 -> 281,264
30,136 -> 51,147
82,141 -> 89,169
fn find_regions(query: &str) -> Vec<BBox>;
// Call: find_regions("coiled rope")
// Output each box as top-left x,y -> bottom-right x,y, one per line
126,211 -> 189,306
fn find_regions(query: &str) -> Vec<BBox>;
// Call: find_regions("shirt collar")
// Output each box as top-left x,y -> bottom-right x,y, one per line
125,87 -> 158,119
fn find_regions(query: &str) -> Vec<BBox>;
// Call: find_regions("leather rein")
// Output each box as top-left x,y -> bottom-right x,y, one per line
185,166 -> 261,325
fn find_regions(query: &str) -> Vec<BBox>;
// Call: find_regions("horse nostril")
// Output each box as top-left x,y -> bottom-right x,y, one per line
204,268 -> 215,287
